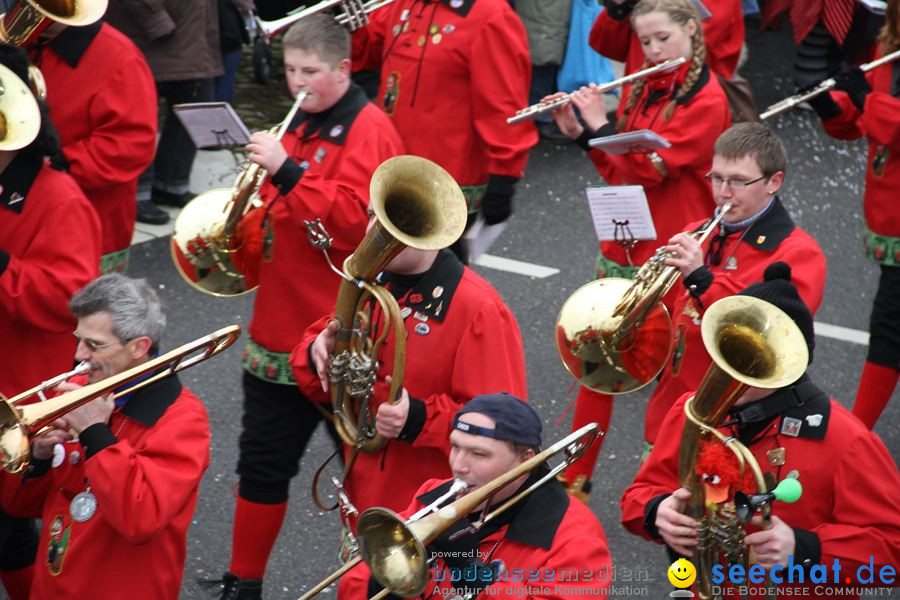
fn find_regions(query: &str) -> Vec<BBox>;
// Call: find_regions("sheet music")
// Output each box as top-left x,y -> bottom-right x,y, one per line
464,215 -> 507,261
173,102 -> 252,149
586,186 -> 657,242
588,129 -> 671,155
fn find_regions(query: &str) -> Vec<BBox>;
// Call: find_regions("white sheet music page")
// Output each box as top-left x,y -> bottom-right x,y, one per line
586,186 -> 657,242
588,129 -> 671,155
173,102 -> 253,149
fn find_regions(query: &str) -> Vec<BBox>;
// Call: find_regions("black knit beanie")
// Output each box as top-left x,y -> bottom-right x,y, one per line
738,262 -> 815,364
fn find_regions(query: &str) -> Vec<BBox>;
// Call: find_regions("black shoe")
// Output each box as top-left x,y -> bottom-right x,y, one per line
151,187 -> 194,208
136,200 -> 170,225
218,572 -> 262,600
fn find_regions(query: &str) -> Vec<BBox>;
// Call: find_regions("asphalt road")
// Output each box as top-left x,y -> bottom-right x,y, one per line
44,17 -> 898,600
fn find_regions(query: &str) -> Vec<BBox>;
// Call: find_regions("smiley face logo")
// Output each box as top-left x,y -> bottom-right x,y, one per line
668,558 -> 696,588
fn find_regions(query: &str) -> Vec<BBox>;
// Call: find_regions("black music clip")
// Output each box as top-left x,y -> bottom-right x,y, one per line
612,218 -> 636,248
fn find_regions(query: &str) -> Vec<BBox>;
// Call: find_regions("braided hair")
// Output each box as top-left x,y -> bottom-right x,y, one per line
878,0 -> 899,55
616,0 -> 706,131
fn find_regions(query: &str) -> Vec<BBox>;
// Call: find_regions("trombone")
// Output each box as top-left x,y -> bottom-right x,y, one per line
507,57 -> 687,125
298,423 -> 601,600
760,48 -> 900,120
0,325 -> 241,474
255,0 -> 396,39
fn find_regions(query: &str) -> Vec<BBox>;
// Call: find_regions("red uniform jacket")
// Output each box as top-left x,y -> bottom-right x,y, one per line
34,23 -> 158,256
0,156 -> 101,398
247,84 -> 404,378
589,0 -> 745,81
585,63 -> 729,268
339,476 -> 613,599
644,200 -> 826,444
0,375 -> 210,600
352,0 -> 537,188
820,50 -> 900,249
622,390 -> 900,599
292,250 -> 527,517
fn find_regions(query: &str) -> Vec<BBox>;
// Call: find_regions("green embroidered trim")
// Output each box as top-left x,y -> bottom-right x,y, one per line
864,229 -> 900,267
242,337 -> 296,385
459,184 -> 488,214
594,251 -> 639,280
99,248 -> 130,274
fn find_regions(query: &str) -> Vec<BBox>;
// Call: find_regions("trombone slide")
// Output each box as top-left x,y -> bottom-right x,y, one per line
506,57 -> 687,125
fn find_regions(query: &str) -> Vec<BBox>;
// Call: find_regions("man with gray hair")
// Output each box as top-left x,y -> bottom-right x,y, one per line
0,273 -> 211,600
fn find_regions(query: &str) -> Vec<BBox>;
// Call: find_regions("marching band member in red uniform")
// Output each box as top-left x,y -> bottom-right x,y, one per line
621,268 -> 900,600
591,0 -> 745,80
294,242 -> 527,521
807,2 -> 900,430
0,274 -> 211,600
0,43 -> 101,600
218,16 -> 404,599
352,0 -> 537,233
31,21 -> 158,273
339,394 -> 613,600
643,123 -> 826,446
545,0 -> 731,500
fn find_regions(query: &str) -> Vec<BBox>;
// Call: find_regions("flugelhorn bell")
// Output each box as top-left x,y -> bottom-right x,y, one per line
0,62 -> 40,151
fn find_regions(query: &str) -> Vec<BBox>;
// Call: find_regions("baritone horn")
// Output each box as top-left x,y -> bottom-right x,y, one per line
0,62 -> 40,150
256,0 -> 396,38
555,203 -> 731,395
0,0 -> 108,47
0,325 -> 241,474
298,423 -> 601,600
678,296 -> 808,600
507,57 -> 686,124
171,91 -> 307,297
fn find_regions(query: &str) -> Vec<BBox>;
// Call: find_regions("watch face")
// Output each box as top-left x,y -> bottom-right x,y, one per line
70,491 -> 98,523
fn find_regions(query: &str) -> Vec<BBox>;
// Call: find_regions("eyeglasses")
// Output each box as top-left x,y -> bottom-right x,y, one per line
704,173 -> 767,189
73,332 -> 118,352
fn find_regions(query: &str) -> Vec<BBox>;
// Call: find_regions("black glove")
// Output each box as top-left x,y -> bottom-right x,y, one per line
833,67 -> 871,111
798,79 -> 842,121
604,0 -> 638,21
481,174 -> 518,225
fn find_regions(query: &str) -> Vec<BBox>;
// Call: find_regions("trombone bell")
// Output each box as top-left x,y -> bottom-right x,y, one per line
358,508 -> 430,598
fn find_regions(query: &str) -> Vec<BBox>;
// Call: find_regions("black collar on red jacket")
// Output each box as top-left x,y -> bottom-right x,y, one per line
288,82 -> 368,145
417,469 -> 569,551
727,374 -> 830,443
0,153 -> 42,214
644,62 -> 711,109
119,372 -> 183,427
385,249 -> 464,322
47,21 -> 103,68
733,196 -> 795,252
437,0 -> 476,17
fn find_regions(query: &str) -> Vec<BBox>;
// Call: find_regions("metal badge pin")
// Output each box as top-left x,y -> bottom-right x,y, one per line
413,311 -> 428,322
432,286 -> 444,299
400,307 -> 413,319
68,450 -> 81,465
69,488 -> 98,522
414,322 -> 430,335
51,444 -> 65,468
767,447 -> 786,466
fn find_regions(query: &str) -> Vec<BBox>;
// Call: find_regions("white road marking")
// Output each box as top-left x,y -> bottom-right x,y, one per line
474,253 -> 560,278
814,321 -> 869,347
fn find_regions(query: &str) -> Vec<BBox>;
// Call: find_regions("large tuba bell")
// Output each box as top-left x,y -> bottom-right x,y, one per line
555,203 -> 732,394
312,155 -> 467,455
171,91 -> 307,297
0,61 -> 40,150
677,295 -> 808,600
0,0 -> 108,48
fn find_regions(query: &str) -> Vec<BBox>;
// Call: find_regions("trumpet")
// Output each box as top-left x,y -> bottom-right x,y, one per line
256,0 -> 396,38
760,48 -> 900,120
555,203 -> 731,395
0,325 -> 241,473
298,423 -> 601,600
507,57 -> 687,125
171,91 -> 307,297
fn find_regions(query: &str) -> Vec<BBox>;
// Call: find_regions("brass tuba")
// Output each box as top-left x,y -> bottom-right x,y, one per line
677,295 -> 808,600
0,61 -> 40,150
311,155 -> 467,454
555,203 -> 732,394
171,91 -> 307,297
0,325 -> 240,473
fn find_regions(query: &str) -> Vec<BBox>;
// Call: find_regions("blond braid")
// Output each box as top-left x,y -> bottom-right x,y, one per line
616,59 -> 651,132
663,33 -> 705,121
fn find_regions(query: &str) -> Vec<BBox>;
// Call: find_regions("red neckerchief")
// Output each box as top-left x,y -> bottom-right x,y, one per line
644,59 -> 692,93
